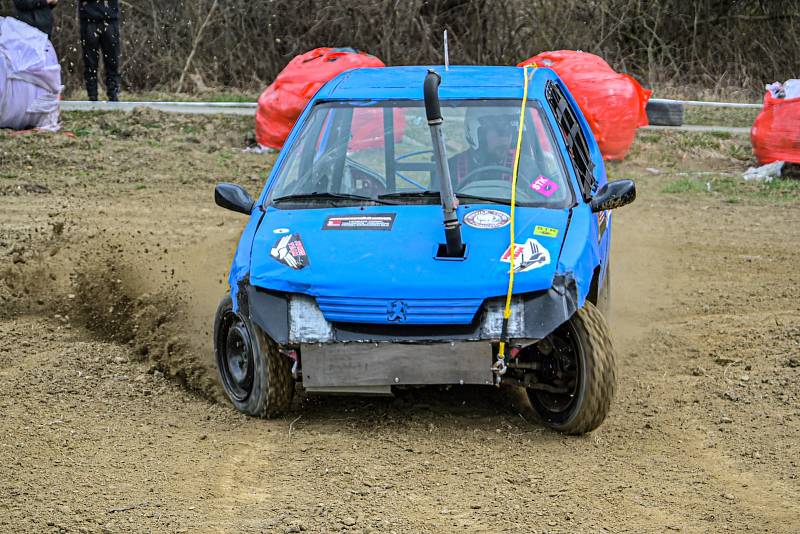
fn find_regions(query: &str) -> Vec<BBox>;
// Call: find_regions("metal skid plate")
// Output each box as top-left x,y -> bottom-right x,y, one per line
301,342 -> 494,390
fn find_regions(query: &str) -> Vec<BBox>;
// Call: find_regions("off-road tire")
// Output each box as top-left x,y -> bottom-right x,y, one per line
646,100 -> 684,126
527,301 -> 616,434
214,295 -> 294,418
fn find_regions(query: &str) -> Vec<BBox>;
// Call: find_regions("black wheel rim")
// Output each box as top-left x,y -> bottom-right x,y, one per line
219,312 -> 255,402
530,321 -> 582,417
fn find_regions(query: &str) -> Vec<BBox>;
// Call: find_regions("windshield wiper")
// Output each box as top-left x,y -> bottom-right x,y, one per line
454,193 -> 510,205
379,190 -> 509,205
378,190 -> 440,199
272,192 -> 397,205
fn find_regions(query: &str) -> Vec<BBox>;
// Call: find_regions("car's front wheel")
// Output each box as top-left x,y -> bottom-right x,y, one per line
526,301 -> 616,434
213,295 -> 294,418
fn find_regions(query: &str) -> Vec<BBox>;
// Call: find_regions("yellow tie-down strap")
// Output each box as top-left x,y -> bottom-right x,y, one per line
497,63 -> 535,371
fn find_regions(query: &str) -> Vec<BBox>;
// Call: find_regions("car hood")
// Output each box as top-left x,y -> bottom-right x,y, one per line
250,203 -> 568,307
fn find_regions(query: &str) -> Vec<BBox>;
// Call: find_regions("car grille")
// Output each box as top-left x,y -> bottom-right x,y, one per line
315,296 -> 483,325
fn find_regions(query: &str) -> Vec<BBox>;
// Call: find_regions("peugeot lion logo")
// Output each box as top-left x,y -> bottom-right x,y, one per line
386,300 -> 408,322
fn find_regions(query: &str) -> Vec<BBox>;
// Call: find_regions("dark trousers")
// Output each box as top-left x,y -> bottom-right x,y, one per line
80,19 -> 120,100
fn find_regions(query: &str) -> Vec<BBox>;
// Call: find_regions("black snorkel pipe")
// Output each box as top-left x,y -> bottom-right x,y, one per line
424,70 -> 464,258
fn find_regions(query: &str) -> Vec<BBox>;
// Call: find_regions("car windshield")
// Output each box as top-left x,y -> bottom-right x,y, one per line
268,100 -> 573,208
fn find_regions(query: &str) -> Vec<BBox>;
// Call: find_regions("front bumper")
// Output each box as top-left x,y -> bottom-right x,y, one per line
237,275 -> 579,345
300,340 -> 494,394
235,277 -> 578,392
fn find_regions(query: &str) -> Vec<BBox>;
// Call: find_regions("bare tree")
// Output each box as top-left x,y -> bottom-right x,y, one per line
37,0 -> 799,97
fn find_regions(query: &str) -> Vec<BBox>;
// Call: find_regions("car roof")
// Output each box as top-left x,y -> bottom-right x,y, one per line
315,65 -> 561,101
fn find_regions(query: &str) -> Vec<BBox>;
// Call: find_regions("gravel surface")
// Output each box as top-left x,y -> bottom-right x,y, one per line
1,110 -> 798,533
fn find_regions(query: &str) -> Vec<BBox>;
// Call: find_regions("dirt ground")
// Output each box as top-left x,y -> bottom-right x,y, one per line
1,110 -> 799,533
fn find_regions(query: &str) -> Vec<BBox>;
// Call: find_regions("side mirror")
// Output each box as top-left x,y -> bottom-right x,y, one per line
590,179 -> 636,212
215,183 -> 255,215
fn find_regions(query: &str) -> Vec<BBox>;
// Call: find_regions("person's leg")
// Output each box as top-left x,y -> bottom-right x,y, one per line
80,20 -> 101,101
99,21 -> 121,101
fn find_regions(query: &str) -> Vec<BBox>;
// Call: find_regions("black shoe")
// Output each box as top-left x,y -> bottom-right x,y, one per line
108,94 -> 119,102
88,95 -> 98,102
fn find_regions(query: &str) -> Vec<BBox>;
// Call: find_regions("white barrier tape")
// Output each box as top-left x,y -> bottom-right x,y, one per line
644,124 -> 750,134
62,98 -> 762,113
62,100 -> 256,108
60,100 -> 256,115
649,98 -> 761,109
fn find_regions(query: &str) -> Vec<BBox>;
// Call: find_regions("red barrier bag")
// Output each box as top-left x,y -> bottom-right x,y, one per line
519,50 -> 651,160
348,107 -> 407,152
751,92 -> 800,164
256,48 -> 385,149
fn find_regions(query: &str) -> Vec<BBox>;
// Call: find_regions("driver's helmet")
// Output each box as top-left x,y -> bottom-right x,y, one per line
464,107 -> 520,151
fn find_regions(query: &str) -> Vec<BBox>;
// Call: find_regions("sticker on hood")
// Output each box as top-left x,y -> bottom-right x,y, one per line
534,225 -> 559,238
463,209 -> 510,229
530,175 -> 560,198
323,213 -> 396,231
270,233 -> 309,269
500,238 -> 551,272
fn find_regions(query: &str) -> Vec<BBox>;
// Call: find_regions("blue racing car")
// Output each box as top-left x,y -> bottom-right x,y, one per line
213,65 -> 635,434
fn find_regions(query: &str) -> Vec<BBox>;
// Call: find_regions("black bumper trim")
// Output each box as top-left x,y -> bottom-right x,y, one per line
241,275 -> 578,345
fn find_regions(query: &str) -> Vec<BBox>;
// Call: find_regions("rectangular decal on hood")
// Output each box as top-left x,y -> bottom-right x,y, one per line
500,238 -> 551,272
323,213 -> 396,231
534,225 -> 559,238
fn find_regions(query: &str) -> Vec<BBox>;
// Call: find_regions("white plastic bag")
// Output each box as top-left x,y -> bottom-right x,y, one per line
743,161 -> 784,182
0,17 -> 62,131
764,79 -> 800,100
784,79 -> 800,100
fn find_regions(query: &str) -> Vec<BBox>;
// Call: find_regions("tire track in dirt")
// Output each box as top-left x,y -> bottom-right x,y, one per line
605,194 -> 800,531
205,436 -> 286,532
684,425 -> 800,526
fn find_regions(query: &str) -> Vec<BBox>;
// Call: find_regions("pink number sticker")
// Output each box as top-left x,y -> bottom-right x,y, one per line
530,175 -> 559,198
